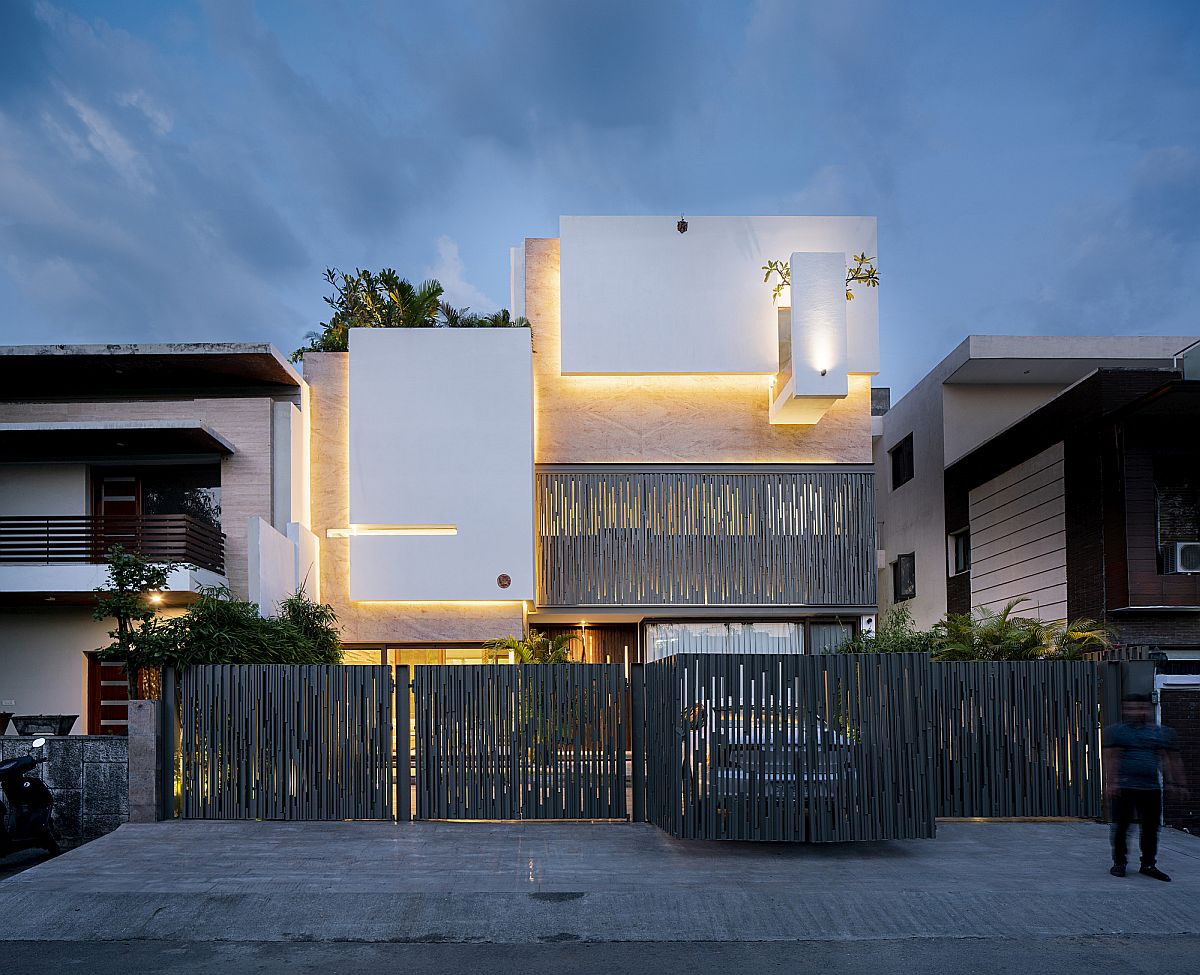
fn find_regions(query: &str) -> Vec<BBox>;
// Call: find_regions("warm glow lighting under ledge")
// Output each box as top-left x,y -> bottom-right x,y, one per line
326,525 -> 458,537
350,600 -> 524,607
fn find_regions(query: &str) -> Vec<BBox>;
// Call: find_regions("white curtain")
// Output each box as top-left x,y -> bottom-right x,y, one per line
644,621 -> 806,662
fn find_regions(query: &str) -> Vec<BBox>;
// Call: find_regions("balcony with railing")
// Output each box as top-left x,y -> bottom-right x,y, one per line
0,514 -> 225,574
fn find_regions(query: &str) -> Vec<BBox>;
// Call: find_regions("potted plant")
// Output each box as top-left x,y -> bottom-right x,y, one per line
11,715 -> 78,736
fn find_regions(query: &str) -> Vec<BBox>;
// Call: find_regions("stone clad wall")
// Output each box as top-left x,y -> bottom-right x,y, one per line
0,735 -> 127,848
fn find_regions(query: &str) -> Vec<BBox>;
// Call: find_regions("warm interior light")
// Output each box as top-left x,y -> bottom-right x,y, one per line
327,525 -> 458,537
350,600 -> 524,607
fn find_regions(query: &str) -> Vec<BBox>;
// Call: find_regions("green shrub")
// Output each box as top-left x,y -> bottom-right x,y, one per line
132,586 -> 343,669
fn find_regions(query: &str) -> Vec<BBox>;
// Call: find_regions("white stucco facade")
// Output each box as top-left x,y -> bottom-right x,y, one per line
347,328 -> 535,602
558,216 -> 878,378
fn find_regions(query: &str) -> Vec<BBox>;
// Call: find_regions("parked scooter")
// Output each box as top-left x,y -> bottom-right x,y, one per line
0,737 -> 61,859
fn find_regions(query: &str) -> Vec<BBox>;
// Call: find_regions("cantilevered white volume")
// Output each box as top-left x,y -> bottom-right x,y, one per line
346,328 -> 535,601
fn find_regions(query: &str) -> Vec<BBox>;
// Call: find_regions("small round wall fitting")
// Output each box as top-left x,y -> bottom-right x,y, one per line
496,573 -> 511,589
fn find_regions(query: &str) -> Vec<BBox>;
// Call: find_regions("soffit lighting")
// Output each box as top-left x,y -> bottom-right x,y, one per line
326,525 -> 458,537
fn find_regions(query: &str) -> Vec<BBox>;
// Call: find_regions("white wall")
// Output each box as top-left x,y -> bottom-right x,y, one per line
271,401 -> 311,531
0,464 -> 88,516
558,216 -> 878,375
0,608 -> 103,733
248,516 -> 298,616
287,521 -> 320,602
942,384 -> 1065,466
969,443 -> 1067,622
348,328 -> 535,601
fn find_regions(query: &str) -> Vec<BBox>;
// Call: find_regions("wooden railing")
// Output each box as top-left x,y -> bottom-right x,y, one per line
0,514 -> 225,574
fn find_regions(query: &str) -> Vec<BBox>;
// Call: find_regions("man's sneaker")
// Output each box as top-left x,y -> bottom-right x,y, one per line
1139,865 -> 1171,882
1110,864 -> 1126,877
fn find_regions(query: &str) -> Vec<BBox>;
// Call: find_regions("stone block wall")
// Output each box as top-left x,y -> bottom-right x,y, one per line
0,735 -> 128,848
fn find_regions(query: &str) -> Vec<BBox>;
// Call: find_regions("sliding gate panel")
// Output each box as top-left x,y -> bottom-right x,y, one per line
646,653 -> 936,842
181,665 -> 395,820
413,664 -> 626,820
933,660 -> 1102,818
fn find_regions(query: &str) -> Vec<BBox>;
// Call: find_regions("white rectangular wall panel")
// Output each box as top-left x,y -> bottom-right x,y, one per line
348,328 -> 534,601
559,216 -> 878,375
968,442 -> 1067,622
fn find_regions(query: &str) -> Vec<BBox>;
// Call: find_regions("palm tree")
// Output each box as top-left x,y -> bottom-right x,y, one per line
931,598 -> 1112,660
483,629 -> 580,663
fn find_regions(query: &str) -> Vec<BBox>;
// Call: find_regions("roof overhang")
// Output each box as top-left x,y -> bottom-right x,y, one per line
0,421 -> 235,462
0,343 -> 303,400
940,335 -> 1197,386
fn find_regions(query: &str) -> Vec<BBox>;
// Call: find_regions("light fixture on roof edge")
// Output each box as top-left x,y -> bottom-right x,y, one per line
677,214 -> 688,234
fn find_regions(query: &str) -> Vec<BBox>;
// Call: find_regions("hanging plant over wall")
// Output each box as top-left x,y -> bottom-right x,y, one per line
762,252 -> 880,305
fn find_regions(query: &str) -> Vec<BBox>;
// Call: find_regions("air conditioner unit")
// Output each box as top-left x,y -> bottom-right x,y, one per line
1164,542 -> 1200,574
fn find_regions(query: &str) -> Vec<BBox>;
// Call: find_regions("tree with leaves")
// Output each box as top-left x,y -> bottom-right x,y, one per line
93,545 -> 177,696
291,267 -> 530,360
483,629 -> 580,663
762,252 -> 880,304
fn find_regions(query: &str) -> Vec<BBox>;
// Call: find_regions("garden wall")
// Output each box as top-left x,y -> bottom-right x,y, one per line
0,735 -> 127,847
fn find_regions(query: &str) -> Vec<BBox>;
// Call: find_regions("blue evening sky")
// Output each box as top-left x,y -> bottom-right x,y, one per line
1,1 -> 1197,395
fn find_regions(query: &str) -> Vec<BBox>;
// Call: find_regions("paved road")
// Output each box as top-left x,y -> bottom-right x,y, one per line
4,820 -> 1200,944
4,937 -> 1197,974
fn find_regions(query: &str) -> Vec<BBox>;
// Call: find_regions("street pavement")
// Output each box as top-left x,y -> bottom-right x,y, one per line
2,820 -> 1199,971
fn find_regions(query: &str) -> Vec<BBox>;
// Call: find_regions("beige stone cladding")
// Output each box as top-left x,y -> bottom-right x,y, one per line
303,353 -> 524,645
0,398 -> 272,598
525,238 -> 873,465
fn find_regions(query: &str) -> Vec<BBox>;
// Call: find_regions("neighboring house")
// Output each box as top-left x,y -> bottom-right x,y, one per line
302,215 -> 882,667
876,335 -> 1200,637
0,344 -> 318,734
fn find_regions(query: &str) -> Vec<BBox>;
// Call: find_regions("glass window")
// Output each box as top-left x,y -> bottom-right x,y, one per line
890,434 -> 914,490
893,553 -> 916,602
644,621 -> 806,662
948,530 -> 971,576
809,621 -> 854,655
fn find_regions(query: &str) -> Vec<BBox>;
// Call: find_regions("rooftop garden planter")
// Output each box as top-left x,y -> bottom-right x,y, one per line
12,714 -> 78,736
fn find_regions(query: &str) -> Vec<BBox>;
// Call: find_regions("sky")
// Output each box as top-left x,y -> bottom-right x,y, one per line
0,1 -> 1198,396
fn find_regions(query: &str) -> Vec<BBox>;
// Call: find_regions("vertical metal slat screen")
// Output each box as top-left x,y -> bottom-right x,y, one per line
933,660 -> 1102,818
413,664 -> 626,820
536,470 -> 876,607
643,653 -> 937,842
180,665 -> 394,820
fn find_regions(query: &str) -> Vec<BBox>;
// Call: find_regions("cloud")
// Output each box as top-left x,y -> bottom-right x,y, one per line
425,236 -> 499,312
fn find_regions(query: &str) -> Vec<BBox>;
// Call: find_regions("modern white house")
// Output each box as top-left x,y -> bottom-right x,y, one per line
302,215 -> 882,668
875,335 -> 1199,630
1,215 -> 883,731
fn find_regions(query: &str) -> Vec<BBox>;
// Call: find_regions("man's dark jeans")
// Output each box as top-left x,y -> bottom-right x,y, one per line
1111,787 -> 1162,867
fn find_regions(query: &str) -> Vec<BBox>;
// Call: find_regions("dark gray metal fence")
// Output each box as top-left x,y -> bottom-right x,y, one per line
645,653 -> 936,842
181,665 -> 395,820
933,660 -> 1102,818
413,664 -> 626,820
536,470 -> 877,608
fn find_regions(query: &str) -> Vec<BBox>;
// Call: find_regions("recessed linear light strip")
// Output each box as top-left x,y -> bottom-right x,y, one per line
326,524 -> 458,537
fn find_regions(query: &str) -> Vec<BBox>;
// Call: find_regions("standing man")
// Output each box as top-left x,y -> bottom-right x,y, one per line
1104,693 -> 1186,881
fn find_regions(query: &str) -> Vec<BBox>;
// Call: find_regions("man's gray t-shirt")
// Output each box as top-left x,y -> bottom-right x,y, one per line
1104,722 -> 1178,790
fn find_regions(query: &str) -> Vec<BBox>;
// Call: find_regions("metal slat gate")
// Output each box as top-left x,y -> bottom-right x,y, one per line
645,653 -> 937,842
933,660 -> 1102,818
412,664 -> 626,820
181,665 -> 394,820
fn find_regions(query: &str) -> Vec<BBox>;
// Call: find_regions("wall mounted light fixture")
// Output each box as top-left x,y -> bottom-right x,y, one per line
677,214 -> 688,234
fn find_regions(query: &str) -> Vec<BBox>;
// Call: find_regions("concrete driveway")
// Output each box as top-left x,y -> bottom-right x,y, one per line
2,820 -> 1199,944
